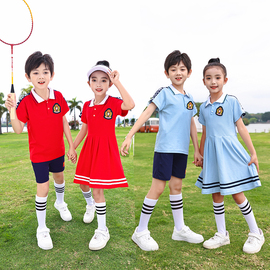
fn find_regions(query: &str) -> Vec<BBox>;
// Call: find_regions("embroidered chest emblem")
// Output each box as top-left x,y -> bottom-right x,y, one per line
186,101 -> 194,110
104,108 -> 113,120
53,103 -> 61,114
216,106 -> 224,116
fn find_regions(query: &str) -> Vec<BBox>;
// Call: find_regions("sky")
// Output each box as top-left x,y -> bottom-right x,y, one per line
0,0 -> 269,121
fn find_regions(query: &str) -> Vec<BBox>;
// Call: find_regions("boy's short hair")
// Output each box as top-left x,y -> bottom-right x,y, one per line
164,50 -> 192,73
25,51 -> 54,77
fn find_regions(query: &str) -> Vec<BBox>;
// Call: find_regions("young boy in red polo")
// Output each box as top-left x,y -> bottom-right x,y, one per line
5,51 -> 78,250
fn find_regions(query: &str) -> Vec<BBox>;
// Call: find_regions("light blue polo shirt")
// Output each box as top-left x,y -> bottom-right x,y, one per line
151,85 -> 197,155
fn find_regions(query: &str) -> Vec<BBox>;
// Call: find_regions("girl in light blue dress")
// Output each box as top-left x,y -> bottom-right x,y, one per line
195,58 -> 264,254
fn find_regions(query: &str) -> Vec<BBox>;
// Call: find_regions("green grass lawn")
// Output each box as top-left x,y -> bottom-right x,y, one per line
0,129 -> 269,269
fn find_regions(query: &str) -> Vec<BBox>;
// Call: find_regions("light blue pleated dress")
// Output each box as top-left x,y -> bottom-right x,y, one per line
195,94 -> 261,195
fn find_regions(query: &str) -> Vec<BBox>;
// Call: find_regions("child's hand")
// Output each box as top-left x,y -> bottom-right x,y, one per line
192,151 -> 203,167
120,137 -> 131,156
248,154 -> 259,173
5,93 -> 16,112
67,149 -> 77,164
108,70 -> 120,84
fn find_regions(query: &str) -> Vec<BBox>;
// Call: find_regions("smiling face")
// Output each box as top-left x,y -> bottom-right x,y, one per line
203,66 -> 228,97
165,61 -> 191,91
25,63 -> 54,91
88,70 -> 112,99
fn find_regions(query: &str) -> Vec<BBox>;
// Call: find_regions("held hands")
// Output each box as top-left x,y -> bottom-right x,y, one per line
67,148 -> 77,164
192,151 -> 203,168
5,93 -> 16,112
120,136 -> 132,156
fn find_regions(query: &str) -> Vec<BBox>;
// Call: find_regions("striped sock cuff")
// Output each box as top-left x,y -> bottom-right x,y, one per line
82,190 -> 92,199
141,203 -> 155,215
170,199 -> 183,210
238,199 -> 252,216
96,203 -> 106,215
54,182 -> 65,193
213,202 -> 225,215
35,201 -> 47,211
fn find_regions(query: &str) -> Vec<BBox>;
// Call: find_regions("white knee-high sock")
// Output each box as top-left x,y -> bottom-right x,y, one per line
170,193 -> 184,231
36,195 -> 47,230
213,201 -> 226,235
237,198 -> 259,234
81,189 -> 95,205
54,181 -> 65,204
95,202 -> 106,231
137,197 -> 158,233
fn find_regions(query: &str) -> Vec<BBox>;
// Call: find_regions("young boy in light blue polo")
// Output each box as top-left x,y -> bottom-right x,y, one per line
121,50 -> 203,251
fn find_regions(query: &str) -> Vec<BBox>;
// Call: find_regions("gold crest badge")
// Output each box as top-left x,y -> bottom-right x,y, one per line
186,101 -> 194,110
216,106 -> 224,116
53,103 -> 61,114
104,108 -> 113,120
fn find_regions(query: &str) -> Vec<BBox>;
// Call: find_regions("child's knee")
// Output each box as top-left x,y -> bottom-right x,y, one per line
80,184 -> 90,192
92,189 -> 104,202
232,192 -> 246,204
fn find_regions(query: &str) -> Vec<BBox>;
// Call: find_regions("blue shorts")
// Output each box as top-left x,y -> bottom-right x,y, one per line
152,152 -> 188,181
32,155 -> 65,184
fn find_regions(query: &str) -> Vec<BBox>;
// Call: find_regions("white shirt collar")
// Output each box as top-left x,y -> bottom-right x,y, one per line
205,93 -> 226,107
89,95 -> 109,107
169,84 -> 190,97
31,87 -> 55,103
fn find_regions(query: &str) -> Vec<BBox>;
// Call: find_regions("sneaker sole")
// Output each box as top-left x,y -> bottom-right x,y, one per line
54,203 -> 72,222
132,234 -> 159,251
38,242 -> 53,250
243,238 -> 265,254
172,235 -> 204,244
89,236 -> 110,251
203,240 -> 230,249
83,215 -> 95,223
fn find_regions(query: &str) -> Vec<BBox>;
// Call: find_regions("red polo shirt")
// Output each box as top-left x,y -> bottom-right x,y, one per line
16,88 -> 69,163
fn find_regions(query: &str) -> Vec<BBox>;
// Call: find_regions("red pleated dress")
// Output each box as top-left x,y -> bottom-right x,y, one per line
74,95 -> 128,189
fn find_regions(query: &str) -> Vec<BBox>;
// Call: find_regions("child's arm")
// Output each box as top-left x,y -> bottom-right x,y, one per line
190,117 -> 203,166
63,116 -> 77,164
196,125 -> 206,168
109,70 -> 135,111
5,93 -> 25,134
120,102 -> 157,156
236,118 -> 259,172
73,123 -> 88,150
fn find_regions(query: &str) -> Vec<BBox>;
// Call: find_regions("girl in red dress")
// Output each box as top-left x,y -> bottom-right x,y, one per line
73,60 -> 135,250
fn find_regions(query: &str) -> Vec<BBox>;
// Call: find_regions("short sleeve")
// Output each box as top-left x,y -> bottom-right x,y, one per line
231,96 -> 245,123
150,88 -> 166,111
113,97 -> 128,117
58,92 -> 69,116
187,93 -> 197,117
80,102 -> 89,124
16,97 -> 29,123
198,103 -> 206,126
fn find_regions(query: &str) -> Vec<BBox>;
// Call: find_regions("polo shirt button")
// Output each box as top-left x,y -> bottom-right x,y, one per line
93,115 -> 95,117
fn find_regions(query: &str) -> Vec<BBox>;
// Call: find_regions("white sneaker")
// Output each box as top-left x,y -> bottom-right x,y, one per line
89,229 -> 110,250
36,227 -> 53,250
172,225 -> 204,243
243,228 -> 265,254
83,204 -> 95,223
54,201 -> 72,221
203,231 -> 230,249
132,227 -> 159,251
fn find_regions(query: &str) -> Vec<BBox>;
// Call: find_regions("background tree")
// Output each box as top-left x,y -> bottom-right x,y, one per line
262,112 -> 270,122
19,85 -> 33,100
0,93 -> 8,135
195,102 -> 202,117
67,97 -> 83,130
